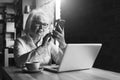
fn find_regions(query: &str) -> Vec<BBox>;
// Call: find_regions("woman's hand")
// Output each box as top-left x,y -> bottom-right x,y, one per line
53,25 -> 66,48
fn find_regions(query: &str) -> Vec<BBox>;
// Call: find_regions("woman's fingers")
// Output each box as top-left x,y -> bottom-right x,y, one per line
42,33 -> 51,46
57,25 -> 63,33
55,23 -> 64,33
53,30 -> 62,38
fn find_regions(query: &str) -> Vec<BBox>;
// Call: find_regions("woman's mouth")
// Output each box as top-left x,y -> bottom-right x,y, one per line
37,29 -> 43,33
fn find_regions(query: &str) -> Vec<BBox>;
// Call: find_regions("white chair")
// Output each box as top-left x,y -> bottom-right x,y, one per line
4,48 -> 14,67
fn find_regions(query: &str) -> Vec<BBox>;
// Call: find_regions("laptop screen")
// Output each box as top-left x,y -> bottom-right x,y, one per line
58,43 -> 102,72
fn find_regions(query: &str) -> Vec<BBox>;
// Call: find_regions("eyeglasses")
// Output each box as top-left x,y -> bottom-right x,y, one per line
34,22 -> 49,30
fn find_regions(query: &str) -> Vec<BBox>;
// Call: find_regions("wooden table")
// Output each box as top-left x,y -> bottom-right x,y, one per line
2,67 -> 120,80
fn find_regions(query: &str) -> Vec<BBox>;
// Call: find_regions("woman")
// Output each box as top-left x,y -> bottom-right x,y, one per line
14,9 -> 66,68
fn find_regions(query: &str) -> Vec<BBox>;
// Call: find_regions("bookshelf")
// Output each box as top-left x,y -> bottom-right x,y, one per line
4,4 -> 16,67
3,0 -> 23,67
0,3 -> 17,66
4,3 -> 16,48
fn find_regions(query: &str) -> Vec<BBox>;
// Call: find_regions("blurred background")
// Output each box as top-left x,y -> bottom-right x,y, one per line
61,0 -> 120,72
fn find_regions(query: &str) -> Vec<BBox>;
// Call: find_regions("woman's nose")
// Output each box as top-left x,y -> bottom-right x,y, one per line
40,29 -> 44,32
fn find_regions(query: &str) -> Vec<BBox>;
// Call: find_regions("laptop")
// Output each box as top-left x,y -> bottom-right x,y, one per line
43,43 -> 102,72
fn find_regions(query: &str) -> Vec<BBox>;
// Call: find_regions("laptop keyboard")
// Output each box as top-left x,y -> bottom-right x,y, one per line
52,66 -> 59,69
43,64 -> 59,69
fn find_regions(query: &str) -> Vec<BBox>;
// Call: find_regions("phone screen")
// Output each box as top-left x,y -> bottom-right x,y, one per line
55,19 -> 65,31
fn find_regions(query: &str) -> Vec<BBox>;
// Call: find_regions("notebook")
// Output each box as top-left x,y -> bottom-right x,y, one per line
43,43 -> 102,72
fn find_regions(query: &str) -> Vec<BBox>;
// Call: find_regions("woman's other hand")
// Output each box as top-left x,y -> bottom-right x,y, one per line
41,33 -> 52,47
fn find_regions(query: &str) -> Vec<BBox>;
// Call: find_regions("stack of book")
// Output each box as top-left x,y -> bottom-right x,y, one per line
5,5 -> 16,48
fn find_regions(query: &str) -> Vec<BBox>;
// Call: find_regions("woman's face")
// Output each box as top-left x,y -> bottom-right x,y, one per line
30,17 -> 50,38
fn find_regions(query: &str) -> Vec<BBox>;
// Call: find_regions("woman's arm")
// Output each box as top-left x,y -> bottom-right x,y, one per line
50,39 -> 66,65
14,39 -> 31,67
14,39 -> 50,67
50,23 -> 67,64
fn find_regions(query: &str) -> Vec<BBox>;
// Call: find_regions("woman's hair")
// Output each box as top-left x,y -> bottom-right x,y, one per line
24,9 -> 51,35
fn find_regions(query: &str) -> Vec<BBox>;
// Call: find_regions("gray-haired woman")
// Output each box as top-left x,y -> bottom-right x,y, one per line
14,9 -> 66,68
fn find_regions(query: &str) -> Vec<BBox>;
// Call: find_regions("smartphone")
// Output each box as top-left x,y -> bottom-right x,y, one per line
51,19 -> 65,39
55,19 -> 65,31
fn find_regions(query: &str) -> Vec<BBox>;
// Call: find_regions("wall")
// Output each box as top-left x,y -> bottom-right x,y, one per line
62,0 -> 120,72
